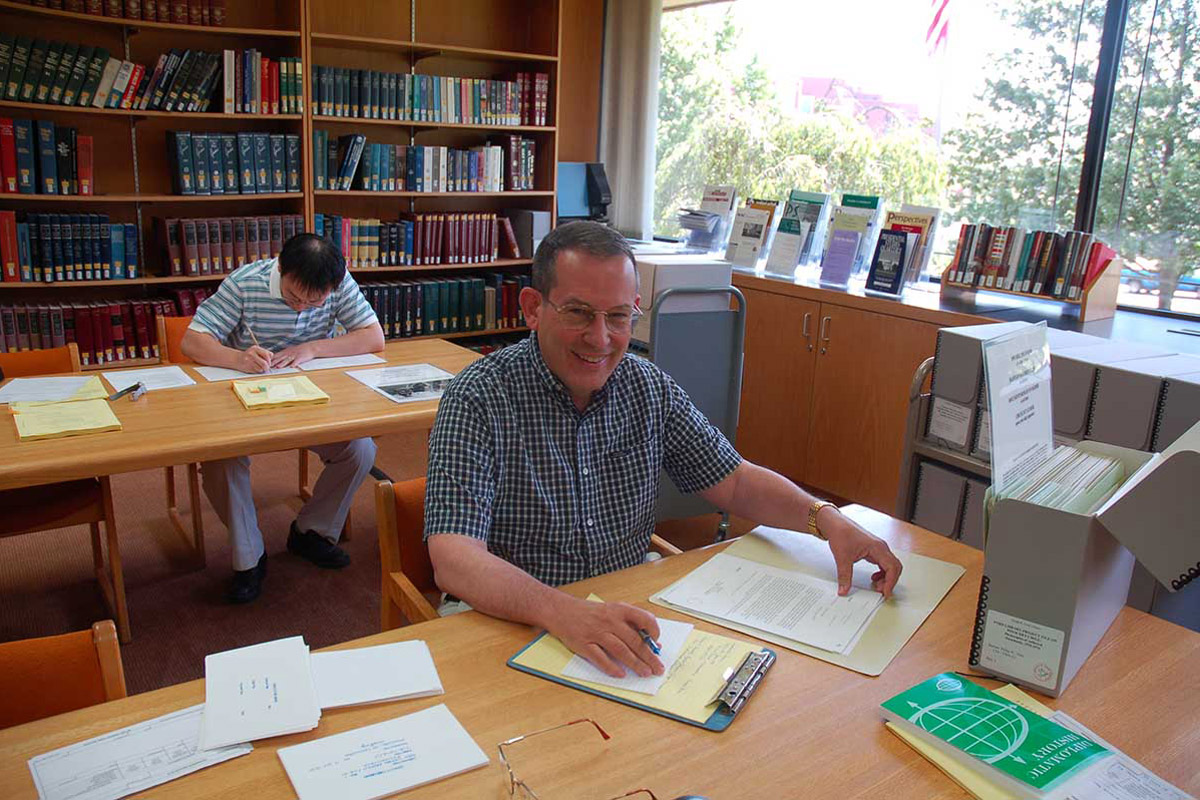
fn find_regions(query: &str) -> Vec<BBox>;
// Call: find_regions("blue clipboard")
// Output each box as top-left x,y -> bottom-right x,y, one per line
506,632 -> 776,732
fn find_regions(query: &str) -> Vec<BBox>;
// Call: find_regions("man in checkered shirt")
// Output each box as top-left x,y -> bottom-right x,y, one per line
425,222 -> 902,679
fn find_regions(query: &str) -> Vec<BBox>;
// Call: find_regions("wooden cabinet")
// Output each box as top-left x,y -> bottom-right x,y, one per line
806,303 -> 939,510
736,288 -> 819,481
734,278 -> 942,512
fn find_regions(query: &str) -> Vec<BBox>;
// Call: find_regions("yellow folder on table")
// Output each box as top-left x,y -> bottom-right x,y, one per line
231,376 -> 330,410
12,398 -> 122,440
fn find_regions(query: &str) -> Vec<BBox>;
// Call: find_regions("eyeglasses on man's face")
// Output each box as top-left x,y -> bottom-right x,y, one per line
497,718 -> 704,800
543,298 -> 643,334
281,281 -> 330,310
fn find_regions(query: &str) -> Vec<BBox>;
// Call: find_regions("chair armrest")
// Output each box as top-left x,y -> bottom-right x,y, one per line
387,572 -> 440,623
649,534 -> 683,557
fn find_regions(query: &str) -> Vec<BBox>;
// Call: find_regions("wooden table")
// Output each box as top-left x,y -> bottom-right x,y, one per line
0,339 -> 480,491
2,506 -> 1196,799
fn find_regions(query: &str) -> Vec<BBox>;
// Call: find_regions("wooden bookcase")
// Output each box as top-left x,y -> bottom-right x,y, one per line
0,0 -> 560,365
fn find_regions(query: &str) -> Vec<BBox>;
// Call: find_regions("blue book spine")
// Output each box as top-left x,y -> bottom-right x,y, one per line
35,120 -> 57,194
124,223 -> 138,278
404,220 -> 413,265
98,217 -> 112,279
16,222 -> 31,282
13,119 -> 36,194
79,216 -> 94,280
314,213 -> 324,239
110,223 -> 125,280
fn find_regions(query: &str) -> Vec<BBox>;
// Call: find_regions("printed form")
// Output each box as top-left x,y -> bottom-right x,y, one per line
661,553 -> 883,653
28,705 -> 251,800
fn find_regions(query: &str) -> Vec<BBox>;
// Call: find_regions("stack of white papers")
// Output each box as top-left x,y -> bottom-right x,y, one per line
199,636 -> 322,750
297,353 -> 386,371
659,553 -> 883,654
101,365 -> 195,392
311,641 -> 443,709
995,444 -> 1126,515
193,365 -> 300,382
560,618 -> 694,696
29,705 -> 251,800
277,704 -> 488,800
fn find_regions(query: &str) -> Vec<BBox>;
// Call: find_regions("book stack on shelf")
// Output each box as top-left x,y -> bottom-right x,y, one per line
940,222 -> 1121,321
0,0 -> 560,361
360,273 -> 529,340
154,214 -> 303,276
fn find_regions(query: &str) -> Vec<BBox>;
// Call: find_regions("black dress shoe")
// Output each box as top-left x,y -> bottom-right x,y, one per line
287,522 -> 350,569
228,553 -> 267,604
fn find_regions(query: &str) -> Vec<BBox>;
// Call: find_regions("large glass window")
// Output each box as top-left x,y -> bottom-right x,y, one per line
654,0 -> 1171,301
1095,0 -> 1200,315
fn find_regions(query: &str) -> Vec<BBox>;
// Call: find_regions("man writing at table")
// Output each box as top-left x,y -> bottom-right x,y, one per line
424,221 -> 903,679
182,233 -> 385,603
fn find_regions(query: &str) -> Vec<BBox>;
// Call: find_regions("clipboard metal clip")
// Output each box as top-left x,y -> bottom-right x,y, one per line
714,649 -> 775,715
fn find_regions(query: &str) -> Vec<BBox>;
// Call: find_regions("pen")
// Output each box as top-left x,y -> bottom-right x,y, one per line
638,628 -> 661,655
244,322 -> 273,371
107,382 -> 145,402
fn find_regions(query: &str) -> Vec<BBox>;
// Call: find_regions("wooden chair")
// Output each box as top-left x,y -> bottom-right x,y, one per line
374,478 -> 684,632
155,315 -> 207,566
0,345 -> 130,643
160,316 -> 350,543
0,620 -> 127,729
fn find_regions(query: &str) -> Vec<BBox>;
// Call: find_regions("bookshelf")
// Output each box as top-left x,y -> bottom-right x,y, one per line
1,0 -> 559,357
939,256 -> 1122,323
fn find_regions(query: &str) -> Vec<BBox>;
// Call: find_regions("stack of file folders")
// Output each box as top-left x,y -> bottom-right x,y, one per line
677,208 -> 721,234
991,445 -> 1125,516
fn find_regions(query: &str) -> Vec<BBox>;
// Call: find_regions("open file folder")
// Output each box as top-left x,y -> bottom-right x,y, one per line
651,526 -> 965,676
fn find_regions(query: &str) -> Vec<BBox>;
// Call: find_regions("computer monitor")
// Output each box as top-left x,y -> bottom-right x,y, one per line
556,162 -> 590,219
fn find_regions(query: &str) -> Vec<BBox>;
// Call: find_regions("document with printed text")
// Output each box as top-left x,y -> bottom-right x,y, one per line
102,365 -> 196,393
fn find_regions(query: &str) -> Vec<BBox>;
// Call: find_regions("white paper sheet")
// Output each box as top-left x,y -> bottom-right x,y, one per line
982,322 -> 1054,494
193,365 -> 300,382
660,553 -> 883,653
102,365 -> 196,392
298,353 -> 386,371
560,618 -> 694,695
1046,711 -> 1193,800
311,641 -> 444,709
346,364 -> 454,404
0,376 -> 97,404
28,705 -> 251,800
199,636 -> 321,750
277,703 -> 489,800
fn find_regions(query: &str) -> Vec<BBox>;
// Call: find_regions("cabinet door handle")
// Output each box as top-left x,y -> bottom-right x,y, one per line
802,312 -> 813,351
818,315 -> 831,354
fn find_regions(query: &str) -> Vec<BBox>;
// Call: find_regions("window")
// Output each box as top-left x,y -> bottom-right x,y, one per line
655,0 -> 1198,320
1095,0 -> 1200,315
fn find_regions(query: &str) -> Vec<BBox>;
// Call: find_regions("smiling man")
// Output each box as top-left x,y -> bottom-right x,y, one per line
181,233 -> 384,603
424,221 -> 902,679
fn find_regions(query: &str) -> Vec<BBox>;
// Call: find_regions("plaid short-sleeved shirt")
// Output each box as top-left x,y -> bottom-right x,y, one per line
188,258 -> 377,349
424,333 -> 742,586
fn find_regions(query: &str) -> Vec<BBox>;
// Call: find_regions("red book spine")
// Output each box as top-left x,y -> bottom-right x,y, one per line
171,0 -> 188,23
209,0 -> 225,26
141,0 -> 156,19
132,301 -> 151,358
64,0 -> 86,10
119,64 -> 144,108
206,219 -> 221,273
199,0 -> 210,25
0,211 -> 18,281
86,0 -> 104,14
118,302 -> 136,359
233,217 -> 248,268
124,0 -> 140,18
260,57 -> 270,114
0,120 -> 17,193
158,0 -> 172,21
187,0 -> 203,25
104,0 -> 122,15
75,304 -> 94,365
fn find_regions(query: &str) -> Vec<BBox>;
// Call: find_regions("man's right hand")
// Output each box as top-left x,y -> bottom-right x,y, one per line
546,598 -> 664,679
238,345 -> 274,373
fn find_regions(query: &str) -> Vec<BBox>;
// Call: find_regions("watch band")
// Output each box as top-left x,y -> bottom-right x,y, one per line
808,500 -> 837,540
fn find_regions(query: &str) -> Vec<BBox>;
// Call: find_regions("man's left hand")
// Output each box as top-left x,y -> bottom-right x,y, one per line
819,509 -> 903,599
271,342 -> 318,368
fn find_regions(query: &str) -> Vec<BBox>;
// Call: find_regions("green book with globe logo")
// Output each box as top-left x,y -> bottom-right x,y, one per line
881,673 -> 1110,796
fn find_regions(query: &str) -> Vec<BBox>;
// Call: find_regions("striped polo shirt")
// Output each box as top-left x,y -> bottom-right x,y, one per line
189,258 -> 377,350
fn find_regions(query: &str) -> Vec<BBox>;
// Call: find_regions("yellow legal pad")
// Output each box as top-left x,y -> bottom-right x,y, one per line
231,376 -> 330,410
12,398 -> 122,441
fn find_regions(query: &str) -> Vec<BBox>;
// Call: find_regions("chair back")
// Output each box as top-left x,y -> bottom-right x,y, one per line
0,620 -> 127,729
157,315 -> 194,364
0,343 -> 81,378
376,478 -> 437,595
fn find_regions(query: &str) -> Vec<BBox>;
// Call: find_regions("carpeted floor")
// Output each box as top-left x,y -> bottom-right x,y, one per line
0,430 -> 741,696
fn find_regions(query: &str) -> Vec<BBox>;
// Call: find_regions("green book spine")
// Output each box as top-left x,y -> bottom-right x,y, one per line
841,193 -> 881,210
77,48 -> 109,108
48,42 -> 79,105
24,39 -> 52,103
61,45 -> 93,107
5,36 -> 32,101
0,34 -> 14,96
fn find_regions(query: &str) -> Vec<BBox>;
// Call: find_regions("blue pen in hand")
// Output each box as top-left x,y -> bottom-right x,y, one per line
638,628 -> 662,655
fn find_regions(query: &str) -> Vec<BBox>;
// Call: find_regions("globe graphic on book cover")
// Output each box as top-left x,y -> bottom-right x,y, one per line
908,698 -> 1030,764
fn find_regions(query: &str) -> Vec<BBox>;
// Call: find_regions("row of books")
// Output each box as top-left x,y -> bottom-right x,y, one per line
166,130 -> 301,195
0,291 -> 211,363
0,119 -> 94,195
0,212 -> 139,282
359,274 -> 530,338
314,212 -> 520,268
8,0 -> 229,26
219,50 -> 302,115
155,214 -> 303,276
311,67 -> 549,127
313,135 -> 518,194
945,223 -> 1117,301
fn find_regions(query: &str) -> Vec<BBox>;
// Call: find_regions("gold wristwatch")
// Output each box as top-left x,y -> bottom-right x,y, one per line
808,500 -> 837,540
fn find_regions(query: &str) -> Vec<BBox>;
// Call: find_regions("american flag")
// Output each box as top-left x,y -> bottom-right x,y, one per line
927,0 -> 950,54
